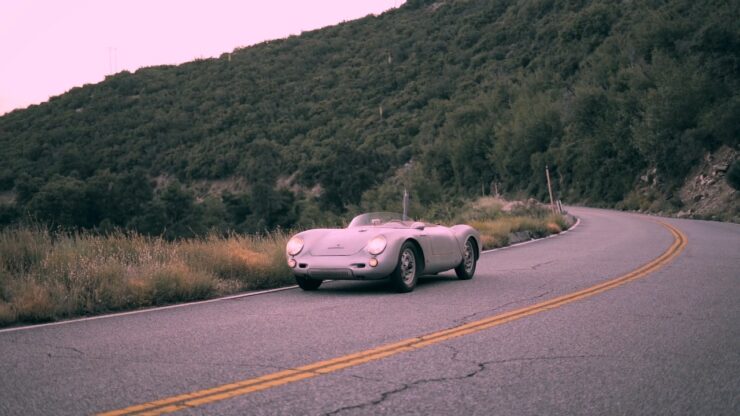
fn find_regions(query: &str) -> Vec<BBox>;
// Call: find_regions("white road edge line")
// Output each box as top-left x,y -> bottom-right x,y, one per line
481,216 -> 581,255
1,216 -> 581,334
0,285 -> 299,334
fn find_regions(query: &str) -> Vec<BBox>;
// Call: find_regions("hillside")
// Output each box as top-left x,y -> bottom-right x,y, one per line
1,0 -> 738,236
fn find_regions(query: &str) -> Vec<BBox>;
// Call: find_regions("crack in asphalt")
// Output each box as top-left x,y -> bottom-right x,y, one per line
496,259 -> 557,273
531,260 -> 556,270
3,338 -> 293,371
2,338 -> 88,359
322,345 -> 608,416
36,345 -> 293,374
342,373 -> 387,383
261,363 -> 388,384
535,276 -> 558,290
46,345 -> 85,358
626,312 -> 712,322
28,336 -> 390,390
452,290 -> 553,325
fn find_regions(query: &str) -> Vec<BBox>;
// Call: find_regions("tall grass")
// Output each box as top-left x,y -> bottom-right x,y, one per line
0,197 -> 572,327
0,228 -> 290,325
456,197 -> 572,250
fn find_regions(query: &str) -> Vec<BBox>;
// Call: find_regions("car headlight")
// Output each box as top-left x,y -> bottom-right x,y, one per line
366,235 -> 387,255
286,236 -> 304,256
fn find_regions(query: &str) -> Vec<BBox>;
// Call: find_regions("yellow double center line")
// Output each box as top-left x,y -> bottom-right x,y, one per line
100,221 -> 687,416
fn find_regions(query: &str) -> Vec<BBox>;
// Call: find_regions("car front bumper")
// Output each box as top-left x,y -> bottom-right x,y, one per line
289,252 -> 396,280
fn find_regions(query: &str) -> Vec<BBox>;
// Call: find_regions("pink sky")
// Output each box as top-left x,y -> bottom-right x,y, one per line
0,0 -> 402,115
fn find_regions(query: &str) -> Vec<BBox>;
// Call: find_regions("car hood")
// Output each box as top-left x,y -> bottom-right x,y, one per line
308,228 -> 381,256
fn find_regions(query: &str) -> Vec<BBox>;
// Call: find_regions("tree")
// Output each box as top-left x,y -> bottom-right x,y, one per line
632,54 -> 712,185
85,169 -> 154,227
494,93 -> 562,194
27,176 -> 91,228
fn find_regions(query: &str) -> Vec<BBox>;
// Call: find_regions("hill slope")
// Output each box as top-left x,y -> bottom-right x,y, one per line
1,0 -> 738,235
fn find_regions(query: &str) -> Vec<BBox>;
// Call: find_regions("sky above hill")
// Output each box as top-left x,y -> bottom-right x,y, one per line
0,0 -> 402,115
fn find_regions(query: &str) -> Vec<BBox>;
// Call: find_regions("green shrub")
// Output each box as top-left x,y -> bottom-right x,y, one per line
728,160 -> 740,190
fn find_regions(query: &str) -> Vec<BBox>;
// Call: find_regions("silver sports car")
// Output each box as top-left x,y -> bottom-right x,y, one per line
285,212 -> 481,292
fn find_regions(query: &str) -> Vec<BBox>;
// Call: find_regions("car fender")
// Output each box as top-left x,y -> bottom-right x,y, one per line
450,225 -> 481,259
377,230 -> 426,273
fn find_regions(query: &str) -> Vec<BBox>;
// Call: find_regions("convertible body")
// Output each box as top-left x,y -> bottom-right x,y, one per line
286,212 -> 481,292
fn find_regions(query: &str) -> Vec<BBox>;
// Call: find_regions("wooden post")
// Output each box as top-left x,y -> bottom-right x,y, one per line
402,188 -> 409,221
545,165 -> 556,214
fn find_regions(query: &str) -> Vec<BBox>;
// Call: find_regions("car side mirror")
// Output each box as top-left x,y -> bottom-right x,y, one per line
411,222 -> 425,230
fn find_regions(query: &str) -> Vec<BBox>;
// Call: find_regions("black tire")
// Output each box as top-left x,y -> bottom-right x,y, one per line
295,275 -> 322,291
455,238 -> 477,280
390,242 -> 419,293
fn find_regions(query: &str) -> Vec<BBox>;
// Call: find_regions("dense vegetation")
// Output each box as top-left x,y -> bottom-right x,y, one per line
1,0 -> 738,236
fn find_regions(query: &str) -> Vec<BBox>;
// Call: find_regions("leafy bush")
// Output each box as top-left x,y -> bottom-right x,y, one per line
728,160 -> 740,190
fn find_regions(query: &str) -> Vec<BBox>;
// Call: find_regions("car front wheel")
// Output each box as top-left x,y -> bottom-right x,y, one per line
390,242 -> 419,293
455,238 -> 477,280
295,275 -> 322,291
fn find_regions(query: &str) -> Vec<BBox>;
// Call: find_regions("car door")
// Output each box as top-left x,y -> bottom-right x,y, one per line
424,225 -> 460,269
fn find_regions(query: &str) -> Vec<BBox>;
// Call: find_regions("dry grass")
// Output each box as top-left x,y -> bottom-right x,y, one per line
0,301 -> 15,326
0,228 -> 291,326
461,199 -> 572,250
0,198 -> 573,327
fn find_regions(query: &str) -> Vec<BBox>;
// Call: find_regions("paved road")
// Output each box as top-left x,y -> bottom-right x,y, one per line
1,207 -> 738,415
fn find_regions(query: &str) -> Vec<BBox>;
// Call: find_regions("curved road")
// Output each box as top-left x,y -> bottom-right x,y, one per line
0,207 -> 738,415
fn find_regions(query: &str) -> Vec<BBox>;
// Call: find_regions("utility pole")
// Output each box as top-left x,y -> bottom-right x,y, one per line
545,165 -> 556,214
402,188 -> 409,220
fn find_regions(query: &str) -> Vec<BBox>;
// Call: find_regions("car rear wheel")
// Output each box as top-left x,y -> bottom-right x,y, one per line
455,238 -> 477,280
295,275 -> 322,291
390,242 -> 418,293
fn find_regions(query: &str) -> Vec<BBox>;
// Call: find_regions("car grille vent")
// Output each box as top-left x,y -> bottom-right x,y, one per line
309,269 -> 353,279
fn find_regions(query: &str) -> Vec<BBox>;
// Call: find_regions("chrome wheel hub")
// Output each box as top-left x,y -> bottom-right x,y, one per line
463,241 -> 474,274
400,249 -> 416,285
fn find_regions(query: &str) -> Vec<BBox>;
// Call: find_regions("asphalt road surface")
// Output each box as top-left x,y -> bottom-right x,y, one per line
1,207 -> 738,415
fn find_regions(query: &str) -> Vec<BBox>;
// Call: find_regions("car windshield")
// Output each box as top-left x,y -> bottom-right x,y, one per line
348,212 -> 413,228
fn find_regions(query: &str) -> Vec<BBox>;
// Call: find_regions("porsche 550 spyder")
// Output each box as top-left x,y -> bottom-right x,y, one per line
285,212 -> 481,292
